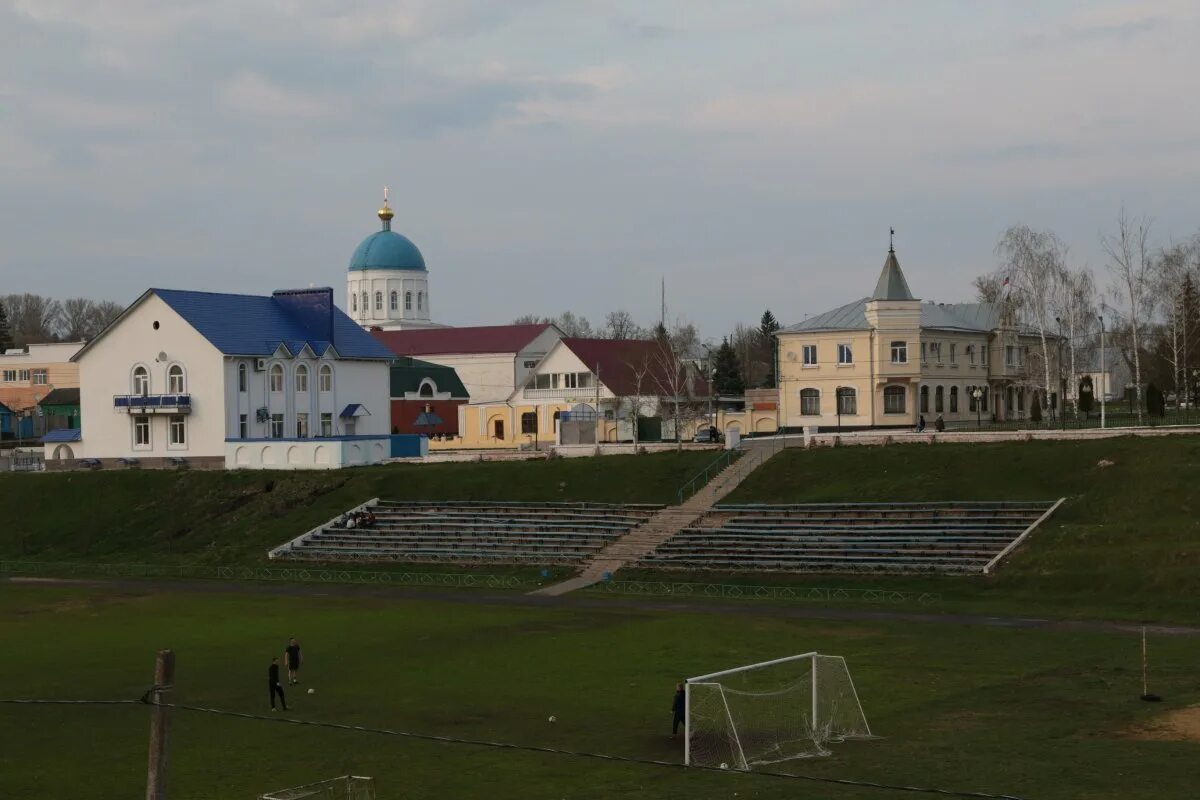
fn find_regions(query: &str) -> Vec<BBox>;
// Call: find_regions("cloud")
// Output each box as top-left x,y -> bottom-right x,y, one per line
218,72 -> 335,120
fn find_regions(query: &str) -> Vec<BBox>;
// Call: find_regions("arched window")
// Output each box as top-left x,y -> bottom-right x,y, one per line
883,385 -> 906,414
374,291 -> 383,311
800,388 -> 820,415
167,364 -> 185,394
935,385 -> 944,413
836,387 -> 857,416
295,364 -> 309,393
238,363 -> 248,392
269,364 -> 284,393
418,380 -> 435,398
492,419 -> 505,440
390,291 -> 398,311
361,292 -> 368,314
132,365 -> 150,395
405,291 -> 413,311
319,364 -> 333,393
417,291 -> 424,311
920,385 -> 929,413
351,293 -> 357,312
950,386 -> 959,413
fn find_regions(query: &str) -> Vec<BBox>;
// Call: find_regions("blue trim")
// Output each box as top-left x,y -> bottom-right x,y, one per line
224,435 -> 388,443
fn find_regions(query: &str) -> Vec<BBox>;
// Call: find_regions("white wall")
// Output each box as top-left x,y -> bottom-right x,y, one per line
226,436 -> 390,469
419,353 -> 516,403
347,270 -> 432,327
76,295 -> 226,459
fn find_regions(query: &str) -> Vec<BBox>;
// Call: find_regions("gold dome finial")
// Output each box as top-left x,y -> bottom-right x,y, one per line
378,185 -> 394,230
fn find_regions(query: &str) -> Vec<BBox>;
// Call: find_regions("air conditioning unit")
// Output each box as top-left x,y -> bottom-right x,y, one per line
253,359 -> 267,371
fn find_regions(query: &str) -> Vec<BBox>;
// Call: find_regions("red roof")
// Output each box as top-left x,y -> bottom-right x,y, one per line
372,324 -> 555,356
560,338 -> 710,398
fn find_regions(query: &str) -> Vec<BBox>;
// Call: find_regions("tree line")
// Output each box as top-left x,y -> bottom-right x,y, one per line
0,294 -> 124,351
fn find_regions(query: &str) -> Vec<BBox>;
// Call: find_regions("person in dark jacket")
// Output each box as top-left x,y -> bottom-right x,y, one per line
269,657 -> 288,711
672,683 -> 686,735
917,415 -> 927,433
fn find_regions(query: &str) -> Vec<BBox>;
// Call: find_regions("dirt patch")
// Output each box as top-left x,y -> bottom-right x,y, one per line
1126,704 -> 1200,742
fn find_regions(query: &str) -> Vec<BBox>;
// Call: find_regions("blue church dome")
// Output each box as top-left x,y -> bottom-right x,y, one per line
348,201 -> 426,272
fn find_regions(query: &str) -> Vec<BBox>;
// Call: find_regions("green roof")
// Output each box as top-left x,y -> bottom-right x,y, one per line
390,357 -> 469,399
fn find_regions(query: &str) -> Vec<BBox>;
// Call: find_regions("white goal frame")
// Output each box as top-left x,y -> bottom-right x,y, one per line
684,651 -> 871,768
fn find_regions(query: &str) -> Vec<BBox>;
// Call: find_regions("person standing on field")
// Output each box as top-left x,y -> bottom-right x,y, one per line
269,657 -> 288,711
284,637 -> 302,686
672,683 -> 686,736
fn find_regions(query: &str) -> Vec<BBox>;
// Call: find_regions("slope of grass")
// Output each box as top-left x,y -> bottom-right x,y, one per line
2,582 -> 1197,800
0,451 -> 714,565
662,435 -> 1200,621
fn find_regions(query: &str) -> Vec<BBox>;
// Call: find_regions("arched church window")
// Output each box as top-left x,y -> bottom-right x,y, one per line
390,291 -> 398,311
374,291 -> 383,311
351,293 -> 357,312
361,292 -> 368,314
405,292 -> 412,311
418,291 -> 424,311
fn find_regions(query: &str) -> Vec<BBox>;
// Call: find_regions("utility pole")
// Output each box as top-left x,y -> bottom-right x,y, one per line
146,649 -> 175,800
1099,313 -> 1107,429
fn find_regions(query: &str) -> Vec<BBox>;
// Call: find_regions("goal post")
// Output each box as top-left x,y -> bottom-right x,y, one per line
259,775 -> 376,800
685,652 -> 871,770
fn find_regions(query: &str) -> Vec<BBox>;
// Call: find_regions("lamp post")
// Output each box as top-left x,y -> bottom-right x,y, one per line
1098,312 -> 1107,429
972,387 -> 983,431
1054,316 -> 1066,430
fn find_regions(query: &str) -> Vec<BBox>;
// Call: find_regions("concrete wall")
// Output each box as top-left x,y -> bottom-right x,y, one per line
226,437 -> 390,469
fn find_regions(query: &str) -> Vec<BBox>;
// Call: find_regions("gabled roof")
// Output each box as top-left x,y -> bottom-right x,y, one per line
781,300 -> 1036,335
555,338 -> 710,398
372,324 -> 558,357
390,356 -> 470,398
781,298 -> 872,332
871,248 -> 916,301
38,387 -> 81,407
74,288 -> 393,362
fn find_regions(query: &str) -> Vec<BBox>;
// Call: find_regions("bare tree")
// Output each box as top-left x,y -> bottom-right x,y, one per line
1050,266 -> 1097,416
1152,243 -> 1192,402
617,353 -> 657,446
1102,211 -> 1157,424
649,337 -> 706,451
1,294 -> 63,347
996,226 -> 1065,406
91,301 -> 123,333
60,298 -> 97,341
602,310 -> 644,340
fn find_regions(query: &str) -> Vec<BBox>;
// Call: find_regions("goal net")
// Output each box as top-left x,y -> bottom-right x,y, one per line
259,775 -> 376,800
686,652 -> 871,770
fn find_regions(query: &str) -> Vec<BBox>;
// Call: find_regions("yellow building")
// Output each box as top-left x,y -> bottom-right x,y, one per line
0,342 -> 83,435
777,245 -> 1058,430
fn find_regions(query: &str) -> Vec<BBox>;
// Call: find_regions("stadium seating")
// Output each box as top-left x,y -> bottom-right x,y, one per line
637,501 -> 1057,574
279,500 -> 663,565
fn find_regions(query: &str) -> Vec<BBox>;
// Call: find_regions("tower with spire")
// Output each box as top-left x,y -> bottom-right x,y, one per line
864,229 -> 921,410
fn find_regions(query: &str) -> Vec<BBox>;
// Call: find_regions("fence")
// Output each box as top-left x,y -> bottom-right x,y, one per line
676,446 -> 744,504
586,579 -> 940,605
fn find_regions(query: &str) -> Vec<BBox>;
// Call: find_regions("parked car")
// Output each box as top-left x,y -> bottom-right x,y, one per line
693,426 -> 724,443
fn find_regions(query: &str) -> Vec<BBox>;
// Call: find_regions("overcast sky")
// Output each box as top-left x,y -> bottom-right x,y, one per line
3,1 -> 1199,338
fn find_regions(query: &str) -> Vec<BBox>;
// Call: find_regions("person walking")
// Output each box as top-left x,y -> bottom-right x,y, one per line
269,657 -> 288,711
672,683 -> 686,736
284,637 -> 303,686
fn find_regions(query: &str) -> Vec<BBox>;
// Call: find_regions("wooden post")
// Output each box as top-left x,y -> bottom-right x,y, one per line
1141,627 -> 1148,698
146,649 -> 175,800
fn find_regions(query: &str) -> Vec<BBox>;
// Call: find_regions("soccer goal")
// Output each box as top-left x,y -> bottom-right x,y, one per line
686,652 -> 872,770
259,775 -> 376,800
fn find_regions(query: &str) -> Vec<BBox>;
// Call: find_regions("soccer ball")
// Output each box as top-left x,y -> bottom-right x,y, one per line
307,688 -> 315,695
548,715 -> 557,723
720,763 -> 729,770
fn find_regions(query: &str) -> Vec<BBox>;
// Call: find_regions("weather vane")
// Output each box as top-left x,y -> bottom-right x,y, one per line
889,227 -> 896,252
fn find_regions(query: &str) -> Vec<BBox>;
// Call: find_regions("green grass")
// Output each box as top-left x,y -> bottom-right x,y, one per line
0,451 -> 713,566
659,435 -> 1200,622
2,582 -> 1197,800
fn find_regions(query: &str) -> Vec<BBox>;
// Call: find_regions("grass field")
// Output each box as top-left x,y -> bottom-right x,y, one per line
2,582 -> 1198,800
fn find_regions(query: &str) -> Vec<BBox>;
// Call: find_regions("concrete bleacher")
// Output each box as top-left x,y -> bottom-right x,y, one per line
273,500 -> 663,566
637,501 -> 1060,574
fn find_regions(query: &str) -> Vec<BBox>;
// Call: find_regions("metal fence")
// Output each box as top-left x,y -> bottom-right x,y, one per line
676,447 -> 744,504
586,579 -> 940,605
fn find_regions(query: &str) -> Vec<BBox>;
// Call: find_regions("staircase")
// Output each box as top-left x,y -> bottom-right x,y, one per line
531,443 -> 780,596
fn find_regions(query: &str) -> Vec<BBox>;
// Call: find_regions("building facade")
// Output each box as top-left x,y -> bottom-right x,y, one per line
389,356 -> 469,437
777,246 -> 1059,431
346,194 -> 441,331
69,287 -> 394,469
0,342 -> 83,439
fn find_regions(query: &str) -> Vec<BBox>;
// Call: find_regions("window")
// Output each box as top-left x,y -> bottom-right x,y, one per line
800,388 -> 820,415
949,344 -> 957,364
374,291 -> 382,311
836,388 -> 857,415
920,385 -> 929,413
417,291 -> 424,311
493,419 -> 505,439
890,341 -> 908,364
883,385 -> 907,414
361,292 -> 368,314
981,386 -> 989,412
32,369 -> 48,385
167,364 -> 185,393
320,412 -> 333,437
521,411 -> 538,434
169,415 -> 186,446
950,386 -> 959,413
1006,346 -> 1017,367
920,343 -> 927,363
405,292 -> 412,311
837,343 -> 853,365
351,293 -> 357,312
239,414 -> 248,439
134,415 -> 151,447
419,381 -> 434,398
802,345 -> 817,366
935,385 -> 944,413
930,342 -> 942,363
270,413 -> 284,439
269,364 -> 284,392
18,369 -> 29,381
1,370 -> 14,382
981,344 -> 989,365
523,360 -> 538,369
133,365 -> 150,395
296,413 -> 309,438
967,345 -> 975,365
295,364 -> 308,393
390,291 -> 398,311
238,363 -> 248,392
319,365 -> 332,393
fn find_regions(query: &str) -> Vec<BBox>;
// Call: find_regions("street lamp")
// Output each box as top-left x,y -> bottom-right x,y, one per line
1054,316 -> 1066,430
1098,311 -> 1107,429
972,387 -> 983,431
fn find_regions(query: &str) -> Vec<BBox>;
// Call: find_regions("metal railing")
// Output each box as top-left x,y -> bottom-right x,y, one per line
586,579 -> 939,605
676,446 -> 744,504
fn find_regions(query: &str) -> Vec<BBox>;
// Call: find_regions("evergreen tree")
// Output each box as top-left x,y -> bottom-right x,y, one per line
711,338 -> 744,396
0,301 -> 11,352
758,310 -> 781,388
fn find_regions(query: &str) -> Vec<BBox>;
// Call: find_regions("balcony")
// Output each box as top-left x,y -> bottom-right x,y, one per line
114,394 -> 192,414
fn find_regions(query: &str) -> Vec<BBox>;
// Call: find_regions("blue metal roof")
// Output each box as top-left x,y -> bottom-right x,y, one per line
348,230 -> 426,272
42,428 -> 82,443
340,403 -> 370,418
152,288 -> 393,359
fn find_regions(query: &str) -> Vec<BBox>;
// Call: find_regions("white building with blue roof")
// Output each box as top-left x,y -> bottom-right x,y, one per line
69,286 -> 394,470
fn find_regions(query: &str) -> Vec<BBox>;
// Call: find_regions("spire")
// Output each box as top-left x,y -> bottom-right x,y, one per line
871,230 -> 914,301
377,186 -> 394,231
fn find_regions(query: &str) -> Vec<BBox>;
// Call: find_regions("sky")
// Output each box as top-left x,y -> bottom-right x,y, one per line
3,0 -> 1199,339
